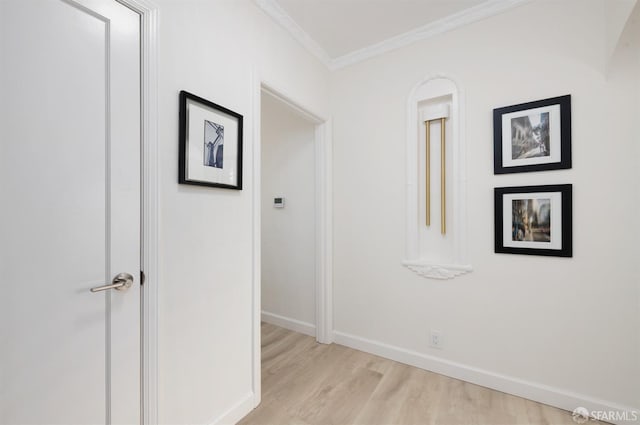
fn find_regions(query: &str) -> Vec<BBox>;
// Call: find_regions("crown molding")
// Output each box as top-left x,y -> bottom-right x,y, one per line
254,0 -> 333,68
255,0 -> 532,71
330,0 -> 532,70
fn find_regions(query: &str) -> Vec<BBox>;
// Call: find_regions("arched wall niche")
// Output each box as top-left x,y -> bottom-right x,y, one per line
403,75 -> 472,280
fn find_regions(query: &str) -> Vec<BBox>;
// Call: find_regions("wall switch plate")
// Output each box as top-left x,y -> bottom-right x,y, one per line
274,197 -> 285,208
429,330 -> 443,349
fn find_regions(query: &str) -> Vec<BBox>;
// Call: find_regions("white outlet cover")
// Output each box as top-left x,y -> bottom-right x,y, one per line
430,330 -> 443,349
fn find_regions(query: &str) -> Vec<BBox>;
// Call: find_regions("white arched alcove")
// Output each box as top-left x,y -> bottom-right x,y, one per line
402,75 -> 472,279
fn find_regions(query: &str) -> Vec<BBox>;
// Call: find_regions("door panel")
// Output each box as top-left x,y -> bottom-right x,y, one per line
0,1 -> 141,423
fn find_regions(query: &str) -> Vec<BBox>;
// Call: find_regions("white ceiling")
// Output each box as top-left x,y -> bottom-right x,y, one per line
255,0 -> 531,69
276,0 -> 486,58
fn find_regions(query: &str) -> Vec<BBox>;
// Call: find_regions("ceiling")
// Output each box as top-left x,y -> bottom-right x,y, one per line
276,0 -> 486,58
255,0 -> 531,69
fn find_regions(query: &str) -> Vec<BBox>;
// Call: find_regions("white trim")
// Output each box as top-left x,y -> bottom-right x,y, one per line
250,70 -> 263,410
261,311 -> 316,337
251,73 -> 334,410
208,392 -> 256,425
315,119 -> 333,344
330,0 -> 532,70
261,83 -> 325,125
253,0 -> 332,69
253,0 -> 531,71
117,0 -> 159,424
333,331 -> 640,425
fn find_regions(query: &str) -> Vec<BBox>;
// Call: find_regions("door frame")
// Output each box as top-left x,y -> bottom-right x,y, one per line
250,74 -> 334,406
114,0 -> 159,424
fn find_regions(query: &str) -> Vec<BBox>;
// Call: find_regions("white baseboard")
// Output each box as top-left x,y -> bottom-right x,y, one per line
208,391 -> 256,425
333,331 -> 639,425
261,311 -> 316,337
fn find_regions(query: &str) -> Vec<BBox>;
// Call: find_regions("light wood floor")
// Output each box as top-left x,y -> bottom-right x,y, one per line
239,323 -> 605,425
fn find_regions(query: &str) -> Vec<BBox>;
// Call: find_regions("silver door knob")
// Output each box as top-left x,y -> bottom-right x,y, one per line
90,273 -> 134,293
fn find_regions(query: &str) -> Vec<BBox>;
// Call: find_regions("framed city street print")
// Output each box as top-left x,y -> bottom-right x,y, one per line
493,95 -> 571,174
494,184 -> 572,257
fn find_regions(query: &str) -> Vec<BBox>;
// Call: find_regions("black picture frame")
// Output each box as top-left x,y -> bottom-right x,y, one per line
494,184 -> 572,257
179,90 -> 243,189
493,95 -> 571,174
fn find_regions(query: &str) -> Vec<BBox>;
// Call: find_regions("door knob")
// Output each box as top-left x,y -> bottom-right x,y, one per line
90,273 -> 134,293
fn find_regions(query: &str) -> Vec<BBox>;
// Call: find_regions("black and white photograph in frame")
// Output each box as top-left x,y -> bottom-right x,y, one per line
493,95 -> 571,174
204,120 -> 224,169
179,90 -> 243,189
494,184 -> 572,257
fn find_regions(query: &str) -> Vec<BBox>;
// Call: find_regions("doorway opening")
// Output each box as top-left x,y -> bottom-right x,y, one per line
252,82 -> 332,405
260,91 -> 318,336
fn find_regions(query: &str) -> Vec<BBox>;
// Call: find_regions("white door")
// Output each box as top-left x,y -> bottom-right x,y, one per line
0,0 -> 141,423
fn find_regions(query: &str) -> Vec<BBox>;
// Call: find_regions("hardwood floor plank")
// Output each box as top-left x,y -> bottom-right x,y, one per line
238,323 -> 609,425
394,368 -> 446,425
353,362 -> 425,425
295,365 -> 383,425
239,399 -> 313,425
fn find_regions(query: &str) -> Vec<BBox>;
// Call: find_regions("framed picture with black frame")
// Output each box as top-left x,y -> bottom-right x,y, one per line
493,95 -> 571,174
494,184 -> 572,257
179,90 -> 243,189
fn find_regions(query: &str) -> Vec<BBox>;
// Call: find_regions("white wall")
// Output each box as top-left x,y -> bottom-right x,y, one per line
331,0 -> 640,415
154,1 -> 329,423
261,93 -> 316,331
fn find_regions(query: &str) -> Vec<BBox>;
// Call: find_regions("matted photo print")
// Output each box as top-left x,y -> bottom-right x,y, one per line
493,95 -> 571,174
179,90 -> 243,189
494,184 -> 572,257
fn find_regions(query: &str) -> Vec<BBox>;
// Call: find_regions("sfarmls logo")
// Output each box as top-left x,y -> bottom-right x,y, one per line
572,407 -> 639,423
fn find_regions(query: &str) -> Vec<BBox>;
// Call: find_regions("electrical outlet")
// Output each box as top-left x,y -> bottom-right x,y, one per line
429,330 -> 443,349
